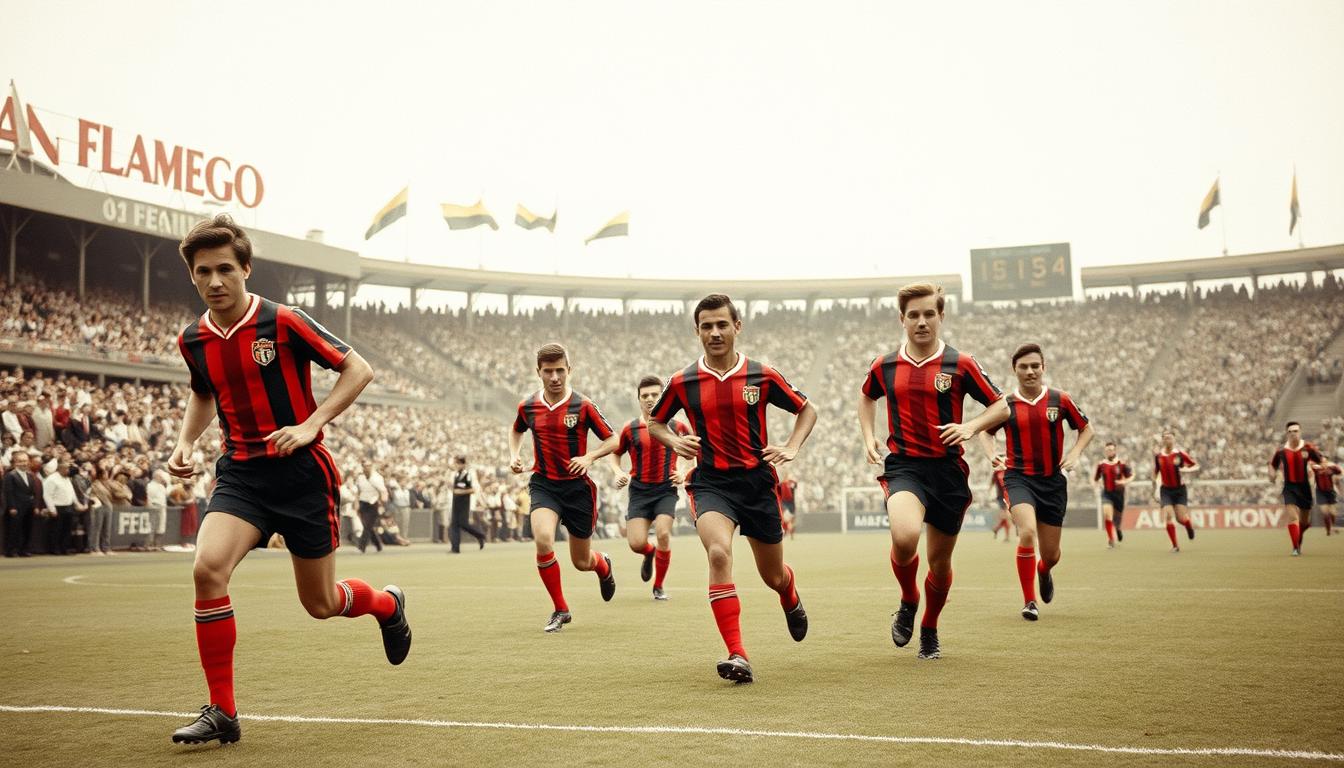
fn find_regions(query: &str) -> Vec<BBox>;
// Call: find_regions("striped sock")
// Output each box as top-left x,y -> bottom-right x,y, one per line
335,579 -> 396,622
537,552 -> 568,611
194,596 -> 237,718
1016,546 -> 1037,602
653,549 -> 671,589
709,583 -> 745,658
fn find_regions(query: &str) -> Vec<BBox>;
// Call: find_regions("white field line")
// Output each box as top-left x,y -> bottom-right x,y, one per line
0,704 -> 1340,762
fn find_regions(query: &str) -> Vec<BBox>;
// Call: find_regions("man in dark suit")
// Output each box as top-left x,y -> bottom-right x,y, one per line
4,450 -> 43,557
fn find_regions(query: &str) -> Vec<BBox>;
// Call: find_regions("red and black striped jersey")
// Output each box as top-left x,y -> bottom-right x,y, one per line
1154,449 -> 1196,488
513,390 -> 614,481
1093,458 -> 1133,492
1314,463 -> 1342,493
650,354 -> 808,471
860,341 -> 1001,459
616,418 -> 692,484
1271,442 -> 1322,485
178,294 -> 351,461
992,388 -> 1088,476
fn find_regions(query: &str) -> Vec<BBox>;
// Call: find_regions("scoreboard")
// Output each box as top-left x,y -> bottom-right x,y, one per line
970,243 -> 1072,301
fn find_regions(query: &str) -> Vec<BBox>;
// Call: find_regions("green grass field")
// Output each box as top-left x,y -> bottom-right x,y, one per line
2,529 -> 1342,767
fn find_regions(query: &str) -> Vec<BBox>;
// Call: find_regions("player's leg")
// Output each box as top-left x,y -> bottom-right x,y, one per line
747,534 -> 806,641
1286,504 -> 1304,554
919,526 -> 957,657
698,509 -> 750,680
1011,503 -> 1040,616
531,506 -> 571,629
651,511 -> 674,597
1323,503 -> 1336,536
566,480 -> 614,598
1036,521 -> 1063,606
1175,503 -> 1195,540
627,515 -> 656,582
291,550 -> 408,662
1101,500 -> 1117,547
887,490 -> 926,647
1162,504 -> 1179,551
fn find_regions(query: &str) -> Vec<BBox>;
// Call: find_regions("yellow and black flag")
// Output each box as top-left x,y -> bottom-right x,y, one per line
1289,171 -> 1301,236
585,211 -> 629,245
441,200 -> 499,231
514,203 -> 557,232
1197,178 -> 1220,229
365,187 -> 408,240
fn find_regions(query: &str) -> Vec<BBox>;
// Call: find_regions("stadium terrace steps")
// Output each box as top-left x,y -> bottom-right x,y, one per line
407,328 -> 519,421
1274,323 -> 1344,432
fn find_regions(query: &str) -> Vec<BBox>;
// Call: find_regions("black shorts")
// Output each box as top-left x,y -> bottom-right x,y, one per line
877,454 -> 972,536
1004,470 -> 1068,527
1283,482 -> 1313,511
529,474 -> 598,539
1159,485 -> 1188,507
1317,488 -> 1338,507
627,479 -> 677,521
686,465 -> 784,544
1101,489 -> 1126,514
207,444 -> 342,559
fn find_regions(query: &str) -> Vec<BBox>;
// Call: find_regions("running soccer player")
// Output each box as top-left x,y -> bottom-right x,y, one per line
609,374 -> 694,600
1153,431 -> 1199,552
1269,421 -> 1323,556
860,282 -> 1001,660
1092,442 -> 1134,548
989,465 -> 1012,542
973,344 -> 1093,621
649,294 -> 816,684
509,343 -> 620,632
1313,457 -> 1341,536
167,215 -> 410,746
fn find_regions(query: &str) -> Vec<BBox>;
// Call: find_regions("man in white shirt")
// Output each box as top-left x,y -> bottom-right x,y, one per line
42,457 -> 81,555
355,462 -> 388,553
0,400 -> 21,439
146,469 -> 169,550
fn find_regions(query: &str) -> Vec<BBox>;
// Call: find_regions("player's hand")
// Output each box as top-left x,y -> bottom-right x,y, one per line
614,474 -> 630,489
1059,456 -> 1079,473
265,422 -> 319,457
864,438 -> 884,465
168,443 -> 196,479
938,422 -> 976,447
761,444 -> 797,465
992,454 -> 1007,471
509,456 -> 525,474
670,434 -> 701,460
670,470 -> 684,486
568,455 -> 595,476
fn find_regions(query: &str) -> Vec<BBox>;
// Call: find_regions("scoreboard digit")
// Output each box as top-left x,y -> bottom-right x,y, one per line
970,243 -> 1072,301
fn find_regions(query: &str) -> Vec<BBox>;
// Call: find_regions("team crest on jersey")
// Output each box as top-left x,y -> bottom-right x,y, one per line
933,373 -> 953,392
1046,406 -> 1060,423
251,338 -> 275,366
564,414 -> 578,429
742,385 -> 761,405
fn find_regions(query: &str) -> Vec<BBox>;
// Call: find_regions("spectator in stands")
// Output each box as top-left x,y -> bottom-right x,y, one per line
87,463 -> 114,555
146,469 -> 169,551
5,450 -> 42,557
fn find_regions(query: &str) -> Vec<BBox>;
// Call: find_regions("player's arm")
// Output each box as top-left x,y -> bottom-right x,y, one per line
858,393 -> 885,465
976,431 -> 1001,469
1181,451 -> 1200,475
266,351 -> 374,457
508,427 -> 527,474
649,418 -> 700,460
569,433 -> 619,477
763,401 -> 817,465
169,390 -> 217,478
606,453 -> 629,487
939,397 -> 1009,447
1060,423 -> 1094,473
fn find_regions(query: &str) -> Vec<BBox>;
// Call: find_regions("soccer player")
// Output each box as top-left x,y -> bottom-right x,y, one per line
1270,421 -> 1323,556
988,465 -> 1013,542
860,282 -> 1001,660
1092,441 -> 1134,548
167,215 -> 410,746
509,343 -> 620,632
973,344 -> 1092,621
779,472 -> 799,539
1312,457 -> 1341,536
1152,431 -> 1199,552
649,294 -> 816,684
609,374 -> 694,600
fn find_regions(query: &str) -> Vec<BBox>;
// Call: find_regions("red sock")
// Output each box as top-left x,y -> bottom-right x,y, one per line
335,579 -> 396,622
709,583 -> 746,658
1182,519 -> 1195,535
1037,558 -> 1052,574
1015,546 -> 1037,602
194,596 -> 237,717
1288,522 -> 1302,550
891,550 -> 920,604
922,570 -> 952,629
1166,522 -> 1178,548
653,549 -> 671,588
591,551 -> 611,578
537,552 -> 568,611
639,542 -> 655,556
1103,519 -> 1116,543
776,564 -> 800,611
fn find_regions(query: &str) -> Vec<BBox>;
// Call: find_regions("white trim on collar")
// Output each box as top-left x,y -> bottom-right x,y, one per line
1013,387 -> 1048,406
537,388 -> 573,412
201,294 -> 260,340
699,353 -> 746,382
899,340 -> 945,368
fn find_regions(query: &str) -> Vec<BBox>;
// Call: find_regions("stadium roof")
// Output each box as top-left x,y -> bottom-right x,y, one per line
1080,244 -> 1344,289
356,257 -> 963,303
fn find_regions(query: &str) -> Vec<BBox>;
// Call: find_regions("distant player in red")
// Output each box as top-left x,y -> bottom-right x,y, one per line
509,343 -> 620,632
779,472 -> 799,538
1153,431 -> 1199,552
166,216 -> 409,746
860,282 -> 1001,660
609,375 -> 694,600
972,344 -> 1093,621
1269,421 -> 1323,556
1092,441 -> 1134,548
649,294 -> 817,684
989,467 -> 1012,542
1312,457 -> 1341,536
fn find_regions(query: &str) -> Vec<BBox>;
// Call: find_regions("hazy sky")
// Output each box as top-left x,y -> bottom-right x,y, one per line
4,0 -> 1342,299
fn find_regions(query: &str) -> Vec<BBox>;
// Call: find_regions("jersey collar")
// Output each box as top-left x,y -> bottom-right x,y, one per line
201,294 -> 260,340
537,388 -> 573,411
899,340 -> 945,368
698,353 -> 745,381
1013,387 -> 1048,406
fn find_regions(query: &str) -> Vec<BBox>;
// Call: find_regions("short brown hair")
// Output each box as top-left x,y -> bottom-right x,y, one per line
637,375 -> 662,391
693,294 -> 739,326
536,343 -> 569,368
897,282 -> 945,314
180,214 -> 253,269
1011,343 -> 1044,367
